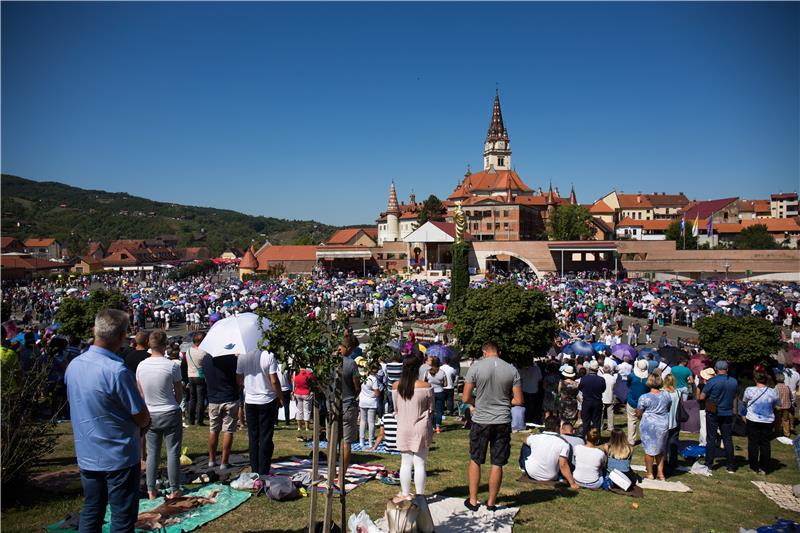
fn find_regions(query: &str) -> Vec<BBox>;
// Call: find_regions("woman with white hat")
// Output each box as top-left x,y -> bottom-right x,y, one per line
625,359 -> 651,447
697,367 -> 716,447
559,366 -> 580,427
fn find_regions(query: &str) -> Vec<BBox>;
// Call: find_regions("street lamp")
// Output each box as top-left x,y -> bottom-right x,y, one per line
723,261 -> 731,280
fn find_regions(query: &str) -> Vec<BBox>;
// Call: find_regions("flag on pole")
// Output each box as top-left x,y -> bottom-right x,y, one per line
691,215 -> 699,237
706,216 -> 714,238
680,216 -> 685,235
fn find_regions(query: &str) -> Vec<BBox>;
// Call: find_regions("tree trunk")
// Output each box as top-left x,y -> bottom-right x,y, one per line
308,401 -> 320,533
338,390 -> 346,530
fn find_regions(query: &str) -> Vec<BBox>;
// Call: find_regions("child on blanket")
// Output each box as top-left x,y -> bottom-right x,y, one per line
368,412 -> 398,452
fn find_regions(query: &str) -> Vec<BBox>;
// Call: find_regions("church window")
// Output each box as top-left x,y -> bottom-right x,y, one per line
498,157 -> 505,166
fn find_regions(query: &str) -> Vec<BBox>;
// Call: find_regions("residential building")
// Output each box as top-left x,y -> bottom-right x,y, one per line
0,237 -> 26,254
23,238 -> 63,260
614,218 -> 672,241
770,192 -> 799,219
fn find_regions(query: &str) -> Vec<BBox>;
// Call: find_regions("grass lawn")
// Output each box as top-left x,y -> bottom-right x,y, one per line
3,419 -> 799,533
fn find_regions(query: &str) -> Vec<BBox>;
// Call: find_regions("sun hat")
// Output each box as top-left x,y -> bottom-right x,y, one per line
588,360 -> 599,372
700,367 -> 716,381
633,359 -> 650,379
562,365 -> 576,379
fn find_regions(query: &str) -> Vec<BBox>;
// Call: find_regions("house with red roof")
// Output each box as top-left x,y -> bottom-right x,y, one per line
23,238 -> 63,260
770,192 -> 798,219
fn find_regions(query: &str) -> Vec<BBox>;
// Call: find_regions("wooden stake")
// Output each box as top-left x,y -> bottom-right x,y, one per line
308,401 -> 320,533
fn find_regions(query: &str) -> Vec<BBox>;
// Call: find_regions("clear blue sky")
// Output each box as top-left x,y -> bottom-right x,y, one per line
2,2 -> 798,226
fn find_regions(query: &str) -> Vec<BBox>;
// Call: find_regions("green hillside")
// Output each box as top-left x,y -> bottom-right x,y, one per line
1,174 -> 336,256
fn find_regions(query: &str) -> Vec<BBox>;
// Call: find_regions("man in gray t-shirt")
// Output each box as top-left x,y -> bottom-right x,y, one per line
462,341 -> 523,512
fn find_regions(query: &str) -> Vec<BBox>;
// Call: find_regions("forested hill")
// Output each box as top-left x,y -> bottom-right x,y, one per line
1,174 -> 337,256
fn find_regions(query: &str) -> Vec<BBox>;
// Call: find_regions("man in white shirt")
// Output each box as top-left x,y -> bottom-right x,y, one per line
236,350 -> 283,475
521,416 -> 578,488
600,364 -> 617,430
441,357 -> 458,416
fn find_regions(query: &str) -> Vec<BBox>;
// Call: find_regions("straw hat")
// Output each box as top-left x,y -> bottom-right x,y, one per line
700,367 -> 716,381
633,359 -> 650,379
562,365 -> 576,379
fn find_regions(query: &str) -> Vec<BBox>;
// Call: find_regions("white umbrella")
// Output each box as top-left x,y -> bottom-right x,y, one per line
199,312 -> 271,357
716,300 -> 730,307
66,288 -> 79,295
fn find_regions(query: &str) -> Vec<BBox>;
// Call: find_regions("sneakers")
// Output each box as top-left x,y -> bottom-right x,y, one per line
208,460 -> 218,468
464,498 -> 480,512
435,427 -> 441,434
726,468 -> 736,474
220,463 -> 233,471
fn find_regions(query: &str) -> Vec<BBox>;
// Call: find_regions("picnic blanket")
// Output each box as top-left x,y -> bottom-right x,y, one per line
46,484 -> 250,533
181,453 -> 250,484
638,478 -> 692,492
269,458 -> 384,495
307,440 -> 400,455
375,495 -> 519,533
752,481 -> 800,513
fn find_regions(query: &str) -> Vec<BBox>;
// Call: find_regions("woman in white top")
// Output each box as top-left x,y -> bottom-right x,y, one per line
136,330 -> 183,499
359,364 -> 381,447
573,428 -> 607,489
424,357 -> 448,433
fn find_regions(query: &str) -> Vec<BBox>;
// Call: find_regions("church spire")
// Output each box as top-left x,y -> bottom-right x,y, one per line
569,184 -> 577,205
483,89 -> 511,171
387,179 -> 400,214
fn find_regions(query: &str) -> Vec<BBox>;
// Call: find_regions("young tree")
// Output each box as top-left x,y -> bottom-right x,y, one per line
696,315 -> 780,365
449,241 -> 470,312
664,220 -> 698,250
416,194 -> 446,225
547,204 -> 595,241
56,289 -> 127,339
448,282 -> 558,368
734,224 -> 780,250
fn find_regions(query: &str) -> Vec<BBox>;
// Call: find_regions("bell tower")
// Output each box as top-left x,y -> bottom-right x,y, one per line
483,89 -> 511,171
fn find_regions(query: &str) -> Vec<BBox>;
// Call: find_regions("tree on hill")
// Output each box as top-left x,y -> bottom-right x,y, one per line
734,224 -> 779,250
665,219 -> 698,250
696,315 -> 779,365
547,204 -> 595,241
416,195 -> 446,225
448,282 -> 558,368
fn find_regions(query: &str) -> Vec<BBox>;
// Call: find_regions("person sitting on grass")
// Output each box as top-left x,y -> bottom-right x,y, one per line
368,411 -> 398,452
559,422 -> 585,465
601,428 -> 634,482
572,428 -> 607,489
520,415 -> 579,489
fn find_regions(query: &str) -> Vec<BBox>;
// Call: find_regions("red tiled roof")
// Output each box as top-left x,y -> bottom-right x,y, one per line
616,194 -> 653,209
448,168 -> 533,201
326,228 -> 377,246
590,200 -> 614,214
255,245 -> 317,263
711,218 -> 800,234
680,198 -> 738,221
1,255 -> 64,270
240,246 -> 258,269
23,238 -> 57,247
107,240 -> 146,254
643,193 -> 690,208
752,200 -> 771,213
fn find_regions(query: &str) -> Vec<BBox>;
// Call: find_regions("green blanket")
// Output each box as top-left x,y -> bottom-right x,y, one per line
45,484 -> 250,532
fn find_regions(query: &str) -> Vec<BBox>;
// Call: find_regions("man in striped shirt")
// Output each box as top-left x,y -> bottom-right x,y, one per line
384,353 -> 404,413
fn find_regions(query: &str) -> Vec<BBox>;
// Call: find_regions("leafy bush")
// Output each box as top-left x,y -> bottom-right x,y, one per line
448,282 -> 558,368
1,350 -> 62,489
55,289 -> 127,340
696,315 -> 780,364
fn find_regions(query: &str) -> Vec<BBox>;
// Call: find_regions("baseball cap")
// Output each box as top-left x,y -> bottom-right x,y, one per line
714,360 -> 729,371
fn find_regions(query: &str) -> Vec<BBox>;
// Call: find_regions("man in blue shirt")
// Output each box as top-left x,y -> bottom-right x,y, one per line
698,360 -> 739,474
66,309 -> 150,533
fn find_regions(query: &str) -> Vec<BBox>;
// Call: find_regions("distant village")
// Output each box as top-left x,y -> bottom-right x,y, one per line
2,93 -> 798,281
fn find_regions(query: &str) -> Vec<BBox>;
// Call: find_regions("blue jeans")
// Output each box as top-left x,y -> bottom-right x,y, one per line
705,413 -> 735,470
444,389 -> 455,416
79,464 -> 140,533
433,391 -> 445,428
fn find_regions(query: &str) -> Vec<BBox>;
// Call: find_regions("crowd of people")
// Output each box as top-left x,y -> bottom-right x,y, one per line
2,268 -> 800,529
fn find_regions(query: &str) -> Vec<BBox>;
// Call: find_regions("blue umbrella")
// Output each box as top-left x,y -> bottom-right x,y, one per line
592,342 -> 610,355
561,343 -> 576,355
559,331 -> 571,340
568,341 -> 594,357
426,344 -> 453,362
637,347 -> 660,363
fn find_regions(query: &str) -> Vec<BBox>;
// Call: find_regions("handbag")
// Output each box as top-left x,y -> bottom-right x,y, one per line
677,398 -> 690,424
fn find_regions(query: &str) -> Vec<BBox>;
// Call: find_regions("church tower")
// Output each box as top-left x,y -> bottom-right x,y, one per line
385,180 -> 400,243
483,90 -> 511,171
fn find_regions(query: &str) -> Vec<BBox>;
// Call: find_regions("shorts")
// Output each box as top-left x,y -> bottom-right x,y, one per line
342,402 -> 358,444
208,401 -> 239,433
469,422 -> 512,466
